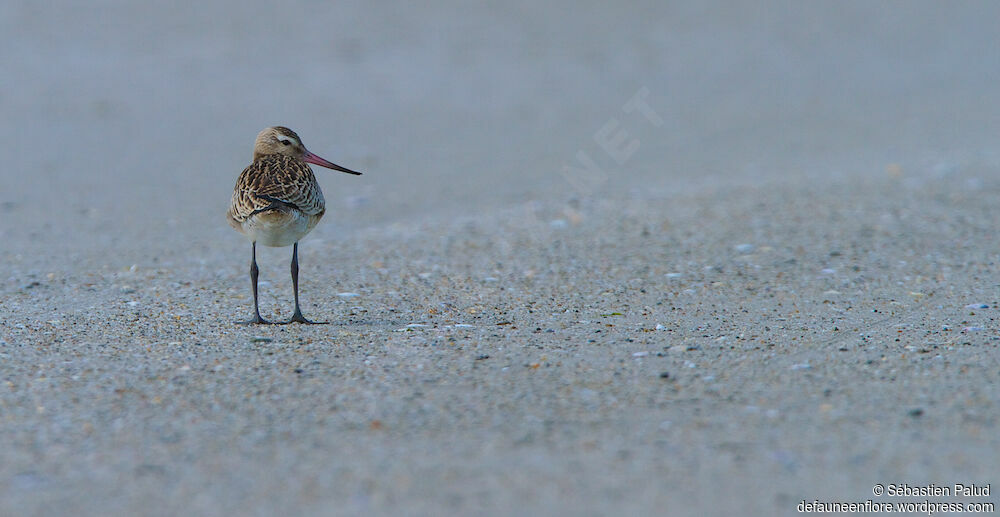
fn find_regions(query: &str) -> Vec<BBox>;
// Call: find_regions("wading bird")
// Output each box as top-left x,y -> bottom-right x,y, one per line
227,126 -> 361,324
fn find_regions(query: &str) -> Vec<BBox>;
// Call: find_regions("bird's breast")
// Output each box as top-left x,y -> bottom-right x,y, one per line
242,208 -> 320,247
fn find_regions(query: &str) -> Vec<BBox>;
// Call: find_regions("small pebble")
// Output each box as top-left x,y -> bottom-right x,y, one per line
134,464 -> 166,477
344,195 -> 369,208
790,362 -> 811,370
734,243 -> 754,253
965,303 -> 989,309
659,371 -> 670,379
337,292 -> 360,298
395,324 -> 430,332
665,273 -> 682,279
632,351 -> 648,357
908,408 -> 924,418
251,337 -> 272,343
10,471 -> 48,490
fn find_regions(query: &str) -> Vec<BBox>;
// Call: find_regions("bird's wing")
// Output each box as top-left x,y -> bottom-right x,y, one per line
228,156 -> 325,222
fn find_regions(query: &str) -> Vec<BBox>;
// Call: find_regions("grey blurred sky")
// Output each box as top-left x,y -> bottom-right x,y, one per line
3,1 -> 999,245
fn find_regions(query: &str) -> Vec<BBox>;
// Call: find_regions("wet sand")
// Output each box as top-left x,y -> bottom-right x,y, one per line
2,173 -> 998,516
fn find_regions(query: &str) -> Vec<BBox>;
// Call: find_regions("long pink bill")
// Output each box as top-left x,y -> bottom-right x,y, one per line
302,150 -> 362,175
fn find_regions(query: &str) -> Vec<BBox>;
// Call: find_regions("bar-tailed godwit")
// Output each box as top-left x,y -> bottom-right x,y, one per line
227,126 -> 361,324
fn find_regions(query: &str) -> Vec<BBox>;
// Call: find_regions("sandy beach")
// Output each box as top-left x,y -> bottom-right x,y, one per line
2,2 -> 998,516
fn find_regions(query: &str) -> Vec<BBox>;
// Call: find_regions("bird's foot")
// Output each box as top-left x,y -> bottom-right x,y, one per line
239,314 -> 274,325
282,310 -> 328,325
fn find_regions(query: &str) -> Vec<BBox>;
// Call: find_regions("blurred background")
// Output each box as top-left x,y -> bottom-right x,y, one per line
2,0 -> 1000,258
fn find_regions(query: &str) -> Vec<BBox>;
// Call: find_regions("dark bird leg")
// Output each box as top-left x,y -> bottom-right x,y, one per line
286,242 -> 327,324
241,241 -> 270,324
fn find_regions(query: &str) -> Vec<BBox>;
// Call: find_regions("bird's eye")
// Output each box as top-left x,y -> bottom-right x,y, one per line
279,139 -> 292,146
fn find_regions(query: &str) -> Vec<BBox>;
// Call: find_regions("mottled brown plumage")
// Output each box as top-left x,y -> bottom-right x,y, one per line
227,153 -> 326,246
228,126 -> 362,324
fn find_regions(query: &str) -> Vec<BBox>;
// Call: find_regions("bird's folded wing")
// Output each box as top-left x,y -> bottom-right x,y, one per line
229,158 -> 325,221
